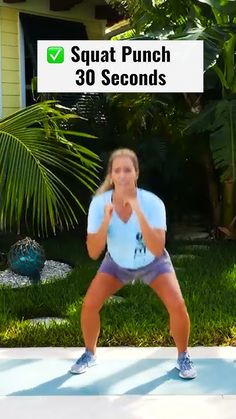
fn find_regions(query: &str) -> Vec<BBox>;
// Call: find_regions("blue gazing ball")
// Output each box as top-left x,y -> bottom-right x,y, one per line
8,237 -> 45,277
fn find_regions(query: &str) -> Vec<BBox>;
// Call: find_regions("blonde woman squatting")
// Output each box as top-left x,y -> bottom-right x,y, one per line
70,148 -> 197,379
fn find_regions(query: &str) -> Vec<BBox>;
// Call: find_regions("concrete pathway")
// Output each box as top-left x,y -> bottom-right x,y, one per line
0,347 -> 235,419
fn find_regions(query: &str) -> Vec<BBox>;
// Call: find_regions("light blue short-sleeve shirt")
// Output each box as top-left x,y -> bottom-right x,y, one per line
87,188 -> 166,269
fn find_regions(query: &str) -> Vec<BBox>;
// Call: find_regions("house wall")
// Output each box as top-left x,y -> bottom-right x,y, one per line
0,1 -> 106,117
0,7 -> 21,116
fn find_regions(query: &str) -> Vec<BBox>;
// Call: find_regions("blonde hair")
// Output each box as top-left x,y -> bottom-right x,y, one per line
95,148 -> 139,195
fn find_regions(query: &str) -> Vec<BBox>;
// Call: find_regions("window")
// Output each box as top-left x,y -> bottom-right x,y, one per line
20,13 -> 88,105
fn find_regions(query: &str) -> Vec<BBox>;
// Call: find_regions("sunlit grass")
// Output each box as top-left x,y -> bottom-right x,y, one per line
0,232 -> 235,347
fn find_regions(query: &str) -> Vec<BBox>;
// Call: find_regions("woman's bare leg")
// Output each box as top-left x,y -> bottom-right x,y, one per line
81,272 -> 123,354
149,272 -> 190,354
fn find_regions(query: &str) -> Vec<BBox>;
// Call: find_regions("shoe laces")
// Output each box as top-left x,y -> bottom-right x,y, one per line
76,351 -> 91,365
179,353 -> 193,371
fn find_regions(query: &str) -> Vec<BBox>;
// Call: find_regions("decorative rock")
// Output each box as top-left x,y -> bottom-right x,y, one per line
106,295 -> 125,304
27,317 -> 67,326
174,232 -> 209,240
8,237 -> 45,277
181,244 -> 210,252
171,254 -> 198,261
0,260 -> 72,288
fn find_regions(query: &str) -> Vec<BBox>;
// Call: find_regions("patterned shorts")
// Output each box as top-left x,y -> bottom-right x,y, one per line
98,250 -> 175,285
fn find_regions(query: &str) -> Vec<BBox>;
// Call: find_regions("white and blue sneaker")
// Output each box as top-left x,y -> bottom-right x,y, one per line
176,351 -> 197,379
70,349 -> 97,374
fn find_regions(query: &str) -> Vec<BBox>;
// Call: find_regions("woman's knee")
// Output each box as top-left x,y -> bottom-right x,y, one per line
82,294 -> 104,313
167,297 -> 188,315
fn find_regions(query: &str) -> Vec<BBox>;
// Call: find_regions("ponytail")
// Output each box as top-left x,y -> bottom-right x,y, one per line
95,175 -> 113,196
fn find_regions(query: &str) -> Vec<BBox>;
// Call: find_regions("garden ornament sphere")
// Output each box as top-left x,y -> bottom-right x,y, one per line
8,237 -> 45,278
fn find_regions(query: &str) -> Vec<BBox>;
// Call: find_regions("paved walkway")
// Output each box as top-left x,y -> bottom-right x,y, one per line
0,347 -> 235,419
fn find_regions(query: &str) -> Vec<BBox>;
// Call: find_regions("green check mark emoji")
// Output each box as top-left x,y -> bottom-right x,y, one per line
47,46 -> 64,63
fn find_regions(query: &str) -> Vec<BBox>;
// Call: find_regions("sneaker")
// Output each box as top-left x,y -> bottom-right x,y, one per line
70,349 -> 97,374
176,351 -> 197,379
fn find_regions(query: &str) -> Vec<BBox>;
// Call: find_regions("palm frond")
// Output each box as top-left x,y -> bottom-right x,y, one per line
209,99 -> 236,180
0,101 -> 100,236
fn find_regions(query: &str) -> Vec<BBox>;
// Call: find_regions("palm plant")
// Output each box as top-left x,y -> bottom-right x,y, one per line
0,101 -> 100,237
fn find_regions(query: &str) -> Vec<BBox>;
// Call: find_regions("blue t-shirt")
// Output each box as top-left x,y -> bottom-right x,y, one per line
87,188 -> 166,269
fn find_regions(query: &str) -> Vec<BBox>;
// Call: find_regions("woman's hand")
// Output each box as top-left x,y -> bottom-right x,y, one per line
123,197 -> 141,215
104,203 -> 114,222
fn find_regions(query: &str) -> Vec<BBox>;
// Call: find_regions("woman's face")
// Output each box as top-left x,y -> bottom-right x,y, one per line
110,156 -> 137,190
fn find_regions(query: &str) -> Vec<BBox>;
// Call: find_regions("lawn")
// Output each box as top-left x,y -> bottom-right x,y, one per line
0,231 -> 235,347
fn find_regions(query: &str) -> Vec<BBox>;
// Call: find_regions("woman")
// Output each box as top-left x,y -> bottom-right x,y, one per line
70,148 -> 196,379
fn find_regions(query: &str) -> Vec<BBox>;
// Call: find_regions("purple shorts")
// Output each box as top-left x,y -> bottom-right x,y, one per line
98,250 -> 175,285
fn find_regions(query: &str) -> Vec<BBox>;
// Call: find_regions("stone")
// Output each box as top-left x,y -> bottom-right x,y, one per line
27,317 -> 67,326
0,260 -> 72,288
106,295 -> 125,304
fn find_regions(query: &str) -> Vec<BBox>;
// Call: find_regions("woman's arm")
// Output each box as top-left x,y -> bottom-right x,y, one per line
86,204 -> 113,260
125,198 -> 166,257
135,210 -> 166,257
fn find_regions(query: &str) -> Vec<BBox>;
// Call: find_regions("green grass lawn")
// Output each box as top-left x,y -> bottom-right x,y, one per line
0,231 -> 235,347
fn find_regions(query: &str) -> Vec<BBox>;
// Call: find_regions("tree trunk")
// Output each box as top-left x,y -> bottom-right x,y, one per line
221,180 -> 236,227
201,141 -> 221,233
